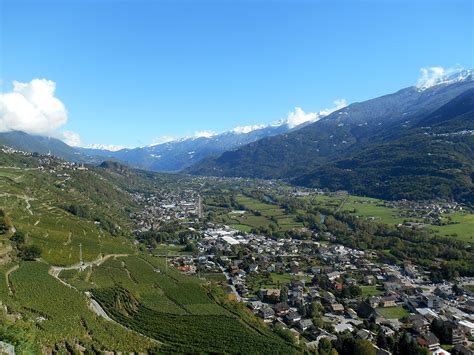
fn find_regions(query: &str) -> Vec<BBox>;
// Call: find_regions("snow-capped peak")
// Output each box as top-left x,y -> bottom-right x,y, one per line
86,143 -> 126,152
416,67 -> 472,91
231,124 -> 267,134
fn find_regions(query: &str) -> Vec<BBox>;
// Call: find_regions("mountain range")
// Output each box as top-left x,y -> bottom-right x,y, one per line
77,123 -> 295,171
0,112 -> 323,171
187,70 -> 474,202
1,70 -> 473,203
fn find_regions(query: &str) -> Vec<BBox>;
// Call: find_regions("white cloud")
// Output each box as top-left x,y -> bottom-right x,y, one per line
0,79 -> 68,135
285,99 -> 347,129
416,66 -> 467,90
231,124 -> 266,134
319,99 -> 347,116
62,130 -> 82,147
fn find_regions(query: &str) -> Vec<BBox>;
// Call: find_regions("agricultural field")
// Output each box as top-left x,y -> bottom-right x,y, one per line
305,193 -> 407,225
85,255 -> 296,353
430,212 -> 474,242
59,254 -> 224,315
245,272 -> 311,294
6,261 -> 155,351
0,166 -> 135,266
303,193 -> 474,241
227,194 -> 303,232
361,286 -> 384,297
340,196 -> 408,225
93,286 -> 297,354
375,306 -> 409,319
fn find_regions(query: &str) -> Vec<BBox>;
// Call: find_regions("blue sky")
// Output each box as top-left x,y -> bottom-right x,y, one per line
1,0 -> 472,147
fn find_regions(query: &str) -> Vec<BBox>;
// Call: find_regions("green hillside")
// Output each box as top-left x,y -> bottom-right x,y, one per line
0,149 -> 296,353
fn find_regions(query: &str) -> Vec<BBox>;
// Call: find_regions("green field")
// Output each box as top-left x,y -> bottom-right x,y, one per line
430,212 -> 474,241
228,195 -> 303,231
376,306 -> 408,319
56,254 -> 298,352
305,193 -> 474,241
341,196 -> 408,225
361,286 -> 384,297
230,223 -> 253,232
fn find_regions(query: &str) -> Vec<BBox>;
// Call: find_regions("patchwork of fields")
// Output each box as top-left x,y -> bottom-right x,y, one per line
228,195 -> 303,232
304,193 -> 474,242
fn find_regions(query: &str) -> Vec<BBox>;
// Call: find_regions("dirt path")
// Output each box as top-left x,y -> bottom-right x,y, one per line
335,194 -> 349,213
49,253 -> 129,278
47,254 -> 161,345
0,193 -> 34,215
84,267 -> 93,282
5,264 -> 19,295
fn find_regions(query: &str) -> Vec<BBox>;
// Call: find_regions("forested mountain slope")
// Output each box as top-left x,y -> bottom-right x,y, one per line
188,72 -> 474,203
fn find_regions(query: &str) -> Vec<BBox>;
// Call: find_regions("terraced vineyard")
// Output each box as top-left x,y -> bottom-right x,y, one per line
58,254 -> 297,353
0,165 -> 134,266
93,286 -> 297,354
7,261 -> 155,351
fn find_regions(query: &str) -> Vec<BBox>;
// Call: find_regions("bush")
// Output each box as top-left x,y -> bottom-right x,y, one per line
19,245 -> 42,260
11,231 -> 26,245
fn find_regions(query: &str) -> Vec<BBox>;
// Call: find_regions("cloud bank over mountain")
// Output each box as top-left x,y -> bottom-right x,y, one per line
416,66 -> 469,90
285,99 -> 347,129
0,79 -> 68,135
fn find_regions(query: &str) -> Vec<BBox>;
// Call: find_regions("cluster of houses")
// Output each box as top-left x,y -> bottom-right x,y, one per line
384,199 -> 466,226
1,146 -> 88,173
130,190 -> 201,233
169,222 -> 474,354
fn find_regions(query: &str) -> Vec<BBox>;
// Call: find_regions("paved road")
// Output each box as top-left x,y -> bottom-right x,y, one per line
218,264 -> 241,302
84,291 -> 113,321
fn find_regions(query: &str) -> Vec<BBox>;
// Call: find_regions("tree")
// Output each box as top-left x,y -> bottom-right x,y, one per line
318,338 -> 333,355
431,319 -> 452,344
280,286 -> 288,303
310,301 -> 324,318
452,283 -> 464,296
376,332 -> 388,350
353,339 -> 376,355
11,231 -> 26,245
19,245 -> 42,260
394,332 -> 429,355
0,210 -> 12,234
